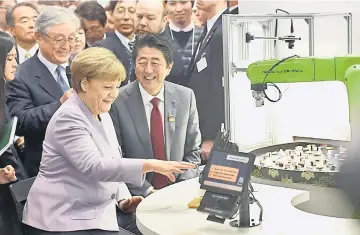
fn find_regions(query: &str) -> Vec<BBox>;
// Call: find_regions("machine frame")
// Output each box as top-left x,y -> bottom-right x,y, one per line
222,13 -> 353,144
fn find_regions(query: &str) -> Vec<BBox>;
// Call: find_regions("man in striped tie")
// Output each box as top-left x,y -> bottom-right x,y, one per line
6,6 -> 79,177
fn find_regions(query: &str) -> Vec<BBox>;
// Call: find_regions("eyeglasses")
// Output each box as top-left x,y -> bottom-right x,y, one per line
42,33 -> 76,46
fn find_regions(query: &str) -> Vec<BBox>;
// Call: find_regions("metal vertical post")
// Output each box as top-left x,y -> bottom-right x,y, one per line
308,18 -> 315,56
346,14 -> 353,54
222,15 -> 231,135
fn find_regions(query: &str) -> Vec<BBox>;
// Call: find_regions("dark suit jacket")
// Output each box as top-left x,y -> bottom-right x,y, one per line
109,81 -> 201,196
185,9 -> 229,141
6,55 -> 72,177
0,106 -> 28,235
94,32 -> 132,86
3,105 -> 28,181
158,29 -> 186,85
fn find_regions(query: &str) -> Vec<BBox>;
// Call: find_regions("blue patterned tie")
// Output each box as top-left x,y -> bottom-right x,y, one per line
128,41 -> 134,52
56,66 -> 70,92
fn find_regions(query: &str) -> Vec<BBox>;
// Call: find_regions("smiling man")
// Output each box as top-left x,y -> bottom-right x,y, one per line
6,6 -> 79,177
165,0 -> 203,73
133,0 -> 186,85
6,2 -> 39,64
110,34 -> 201,199
95,0 -> 137,86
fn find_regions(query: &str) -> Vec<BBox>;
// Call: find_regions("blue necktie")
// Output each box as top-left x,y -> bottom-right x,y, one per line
56,66 -> 70,92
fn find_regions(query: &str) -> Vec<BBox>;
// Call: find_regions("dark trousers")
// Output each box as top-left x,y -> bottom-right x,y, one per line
116,210 -> 142,235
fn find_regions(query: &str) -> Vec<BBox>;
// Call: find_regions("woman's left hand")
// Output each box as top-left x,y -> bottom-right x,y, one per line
0,165 -> 17,184
119,196 -> 143,213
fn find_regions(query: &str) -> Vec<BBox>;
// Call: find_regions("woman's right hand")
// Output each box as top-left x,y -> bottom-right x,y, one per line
143,160 -> 196,182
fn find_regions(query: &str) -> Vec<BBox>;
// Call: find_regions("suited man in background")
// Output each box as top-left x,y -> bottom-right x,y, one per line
74,1 -> 107,47
185,0 -> 228,161
110,34 -> 201,197
95,0 -> 137,86
6,2 -> 39,64
6,6 -> 79,177
133,0 -> 185,85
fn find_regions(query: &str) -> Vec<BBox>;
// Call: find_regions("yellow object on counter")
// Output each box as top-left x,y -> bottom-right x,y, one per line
187,196 -> 203,209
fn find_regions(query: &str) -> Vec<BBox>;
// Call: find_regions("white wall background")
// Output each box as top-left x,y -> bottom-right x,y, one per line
231,1 -> 360,149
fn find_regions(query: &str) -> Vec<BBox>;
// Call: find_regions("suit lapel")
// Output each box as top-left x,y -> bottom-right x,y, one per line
186,9 -> 228,77
125,82 -> 153,158
34,56 -> 64,100
164,83 -> 177,160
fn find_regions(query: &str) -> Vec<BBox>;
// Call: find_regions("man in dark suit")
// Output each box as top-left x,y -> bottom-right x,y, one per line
6,6 -> 80,177
134,0 -> 185,85
74,1 -> 107,47
95,0 -> 136,86
110,34 -> 201,197
185,0 -> 228,161
6,2 -> 39,64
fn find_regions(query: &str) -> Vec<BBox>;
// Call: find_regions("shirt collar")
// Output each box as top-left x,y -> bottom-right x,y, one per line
169,21 -> 194,32
17,44 -> 39,54
37,50 -> 68,76
138,82 -> 164,106
229,5 -> 238,12
115,30 -> 135,47
206,8 -> 227,33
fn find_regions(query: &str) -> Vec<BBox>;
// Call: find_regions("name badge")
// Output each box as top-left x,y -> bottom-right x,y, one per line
168,115 -> 175,123
196,56 -> 207,72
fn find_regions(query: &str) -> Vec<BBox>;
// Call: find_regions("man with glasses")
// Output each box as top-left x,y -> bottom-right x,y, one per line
6,6 -> 79,177
95,0 -> 136,86
75,1 -> 107,47
6,2 -> 39,64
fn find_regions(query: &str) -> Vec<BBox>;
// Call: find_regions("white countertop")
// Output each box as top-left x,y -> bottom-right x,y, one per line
136,178 -> 360,235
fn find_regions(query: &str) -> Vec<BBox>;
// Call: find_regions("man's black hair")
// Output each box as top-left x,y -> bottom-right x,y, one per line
132,33 -> 173,67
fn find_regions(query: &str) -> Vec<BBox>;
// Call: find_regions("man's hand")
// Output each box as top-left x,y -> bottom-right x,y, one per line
0,165 -> 17,184
201,140 -> 214,160
60,88 -> 74,104
119,196 -> 143,213
15,136 -> 25,150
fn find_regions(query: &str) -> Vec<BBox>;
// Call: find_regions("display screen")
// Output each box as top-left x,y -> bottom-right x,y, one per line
201,150 -> 255,196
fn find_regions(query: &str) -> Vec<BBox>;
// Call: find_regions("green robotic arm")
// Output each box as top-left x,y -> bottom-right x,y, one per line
246,56 -> 360,141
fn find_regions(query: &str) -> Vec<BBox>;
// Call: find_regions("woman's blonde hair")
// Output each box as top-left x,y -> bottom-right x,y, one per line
70,47 -> 126,93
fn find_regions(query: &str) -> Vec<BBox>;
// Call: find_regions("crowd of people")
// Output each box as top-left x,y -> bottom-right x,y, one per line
0,0 -> 239,234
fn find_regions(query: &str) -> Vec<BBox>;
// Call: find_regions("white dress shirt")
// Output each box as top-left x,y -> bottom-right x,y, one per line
229,5 -> 238,13
115,30 -> 135,52
17,44 -> 39,64
206,8 -> 227,38
37,51 -> 69,87
138,82 -> 165,135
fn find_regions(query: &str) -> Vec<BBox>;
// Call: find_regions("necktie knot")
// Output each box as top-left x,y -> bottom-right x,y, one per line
151,97 -> 160,107
56,65 -> 69,92
56,65 -> 64,74
25,51 -> 31,60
